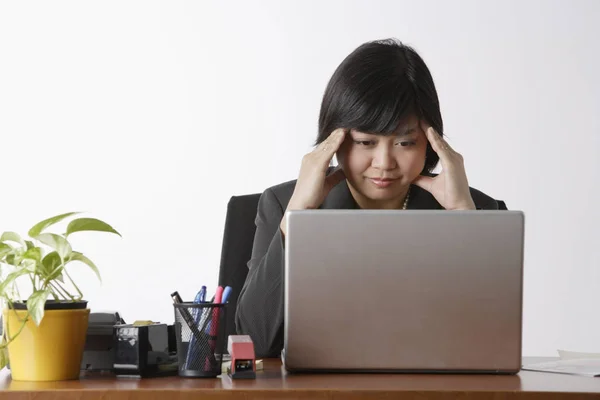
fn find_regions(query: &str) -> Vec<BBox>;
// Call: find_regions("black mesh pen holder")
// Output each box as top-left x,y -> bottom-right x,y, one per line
173,302 -> 228,377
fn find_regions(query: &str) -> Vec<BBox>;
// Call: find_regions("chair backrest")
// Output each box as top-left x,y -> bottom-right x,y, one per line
216,193 -> 507,341
217,193 -> 261,342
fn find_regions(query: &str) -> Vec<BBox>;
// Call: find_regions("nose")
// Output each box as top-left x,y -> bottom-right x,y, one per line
371,143 -> 397,170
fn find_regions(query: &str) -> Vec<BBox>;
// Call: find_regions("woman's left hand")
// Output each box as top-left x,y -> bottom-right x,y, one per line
412,123 -> 476,210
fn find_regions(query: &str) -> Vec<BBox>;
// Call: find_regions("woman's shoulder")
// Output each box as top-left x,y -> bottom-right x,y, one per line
257,178 -> 297,212
468,187 -> 502,210
408,184 -> 501,210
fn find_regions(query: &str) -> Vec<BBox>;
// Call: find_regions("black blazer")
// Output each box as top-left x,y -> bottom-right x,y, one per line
235,177 -> 500,358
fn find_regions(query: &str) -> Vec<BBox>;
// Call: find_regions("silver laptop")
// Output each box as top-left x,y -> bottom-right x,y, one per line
283,210 -> 524,374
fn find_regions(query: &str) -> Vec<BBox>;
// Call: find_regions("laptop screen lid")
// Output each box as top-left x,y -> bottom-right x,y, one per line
283,210 -> 524,373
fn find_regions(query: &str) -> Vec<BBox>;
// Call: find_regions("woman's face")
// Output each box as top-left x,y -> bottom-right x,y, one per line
336,115 -> 428,209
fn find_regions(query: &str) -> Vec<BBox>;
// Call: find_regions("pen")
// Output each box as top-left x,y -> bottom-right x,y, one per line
209,287 -> 224,342
171,291 -> 183,304
192,286 -> 207,319
199,294 -> 217,333
221,286 -> 232,303
204,286 -> 223,371
171,291 -> 205,363
185,286 -> 207,369
205,286 -> 232,333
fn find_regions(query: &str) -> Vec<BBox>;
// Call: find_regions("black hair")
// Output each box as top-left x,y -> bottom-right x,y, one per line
317,38 -> 443,173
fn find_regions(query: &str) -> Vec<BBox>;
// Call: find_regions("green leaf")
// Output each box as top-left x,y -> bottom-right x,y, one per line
0,242 -> 12,259
41,251 -> 62,277
21,247 -> 42,263
4,253 -> 17,265
66,218 -> 121,237
28,212 -> 80,238
21,259 -> 37,273
0,232 -> 25,248
28,289 -> 50,326
36,233 -> 72,261
67,251 -> 102,282
3,246 -> 24,267
0,336 -> 8,370
0,268 -> 30,295
21,247 -> 42,273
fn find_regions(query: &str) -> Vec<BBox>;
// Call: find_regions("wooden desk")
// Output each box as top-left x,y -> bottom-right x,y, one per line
1,358 -> 599,399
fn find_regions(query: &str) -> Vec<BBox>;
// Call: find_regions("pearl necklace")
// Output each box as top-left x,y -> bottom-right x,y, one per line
402,187 -> 411,210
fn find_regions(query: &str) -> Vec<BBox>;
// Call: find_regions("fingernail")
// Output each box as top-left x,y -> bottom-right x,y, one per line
337,129 -> 345,137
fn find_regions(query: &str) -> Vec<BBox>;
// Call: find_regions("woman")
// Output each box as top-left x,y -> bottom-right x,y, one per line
235,38 -> 500,358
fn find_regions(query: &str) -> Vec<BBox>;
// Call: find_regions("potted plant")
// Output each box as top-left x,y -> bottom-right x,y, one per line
0,212 -> 120,381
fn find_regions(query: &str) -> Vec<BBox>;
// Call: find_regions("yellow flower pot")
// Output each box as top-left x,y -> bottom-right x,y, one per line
3,307 -> 90,381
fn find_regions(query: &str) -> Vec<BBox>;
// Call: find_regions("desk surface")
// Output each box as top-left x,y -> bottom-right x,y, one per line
1,358 -> 600,399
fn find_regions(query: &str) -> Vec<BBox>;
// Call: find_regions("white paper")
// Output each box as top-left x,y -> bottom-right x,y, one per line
522,358 -> 600,377
558,349 -> 600,360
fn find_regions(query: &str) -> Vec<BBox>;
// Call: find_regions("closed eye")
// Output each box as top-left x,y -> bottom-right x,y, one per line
354,140 -> 375,146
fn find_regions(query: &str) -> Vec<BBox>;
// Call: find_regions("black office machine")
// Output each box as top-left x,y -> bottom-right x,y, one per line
80,312 -> 125,372
113,322 -> 178,378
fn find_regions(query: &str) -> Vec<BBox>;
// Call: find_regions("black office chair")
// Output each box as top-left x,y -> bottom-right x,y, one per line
216,193 -> 508,341
217,193 -> 261,342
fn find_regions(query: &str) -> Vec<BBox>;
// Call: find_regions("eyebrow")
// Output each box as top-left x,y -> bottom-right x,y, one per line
396,126 -> 419,137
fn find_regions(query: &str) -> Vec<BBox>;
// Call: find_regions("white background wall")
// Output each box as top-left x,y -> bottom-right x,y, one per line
0,0 -> 598,357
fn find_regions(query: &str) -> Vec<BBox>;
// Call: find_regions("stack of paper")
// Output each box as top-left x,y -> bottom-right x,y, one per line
522,350 -> 600,377
558,349 -> 600,360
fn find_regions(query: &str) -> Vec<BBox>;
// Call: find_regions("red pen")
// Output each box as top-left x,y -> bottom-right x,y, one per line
210,286 -> 224,345
205,286 -> 224,371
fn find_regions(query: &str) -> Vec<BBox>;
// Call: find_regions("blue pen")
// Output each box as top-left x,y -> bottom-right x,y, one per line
221,286 -> 232,303
192,286 -> 207,319
185,286 -> 207,369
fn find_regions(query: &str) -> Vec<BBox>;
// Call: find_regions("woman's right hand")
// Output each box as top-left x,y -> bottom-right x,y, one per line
280,128 -> 347,236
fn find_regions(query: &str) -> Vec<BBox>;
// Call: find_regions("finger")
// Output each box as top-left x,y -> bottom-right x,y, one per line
412,175 -> 435,193
315,128 -> 346,159
324,168 -> 346,192
425,126 -> 457,158
420,121 -> 444,151
317,128 -> 346,148
423,125 -> 443,152
437,133 -> 456,153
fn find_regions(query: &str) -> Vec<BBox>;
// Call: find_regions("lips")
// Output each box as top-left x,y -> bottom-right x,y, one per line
368,178 -> 397,188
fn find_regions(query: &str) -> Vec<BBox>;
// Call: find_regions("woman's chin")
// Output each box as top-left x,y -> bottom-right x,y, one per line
354,186 -> 403,201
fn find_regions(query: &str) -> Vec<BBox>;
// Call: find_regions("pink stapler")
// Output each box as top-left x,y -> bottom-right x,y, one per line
227,335 -> 256,379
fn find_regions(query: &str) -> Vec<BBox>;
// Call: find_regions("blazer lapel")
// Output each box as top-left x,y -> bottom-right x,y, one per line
320,180 -> 359,210
406,184 -> 443,210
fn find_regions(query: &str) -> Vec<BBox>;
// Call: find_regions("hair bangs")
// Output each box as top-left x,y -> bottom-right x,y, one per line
345,78 -> 418,135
